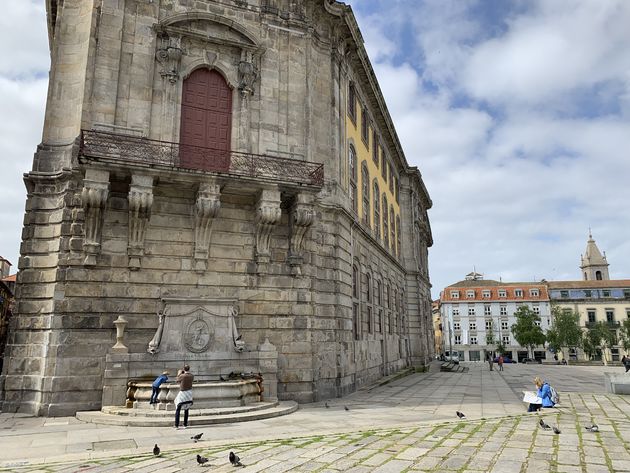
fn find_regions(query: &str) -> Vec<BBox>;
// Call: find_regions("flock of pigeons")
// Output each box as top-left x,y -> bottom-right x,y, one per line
456,410 -> 599,436
152,433 -> 245,467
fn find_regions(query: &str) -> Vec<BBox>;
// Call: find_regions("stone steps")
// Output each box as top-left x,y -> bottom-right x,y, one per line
76,401 -> 298,427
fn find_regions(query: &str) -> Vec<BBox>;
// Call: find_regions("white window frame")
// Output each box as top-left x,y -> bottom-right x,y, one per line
500,305 -> 507,316
485,320 -> 492,330
498,289 -> 507,298
482,290 -> 491,299
484,305 -> 491,316
470,336 -> 478,345
468,307 -> 475,316
532,305 -> 540,315
469,322 -> 477,330
501,321 -> 509,330
454,335 -> 461,344
515,289 -> 523,297
530,288 -> 539,297
452,307 -> 460,316
502,335 -> 510,344
450,291 -> 460,299
466,290 -> 475,299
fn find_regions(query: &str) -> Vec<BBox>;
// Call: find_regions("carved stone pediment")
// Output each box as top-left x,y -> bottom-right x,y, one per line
156,12 -> 261,52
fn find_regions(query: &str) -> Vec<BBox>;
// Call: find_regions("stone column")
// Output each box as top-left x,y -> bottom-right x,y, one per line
288,193 -> 315,275
193,181 -> 221,272
255,187 -> 281,274
127,175 -> 154,270
81,169 -> 110,265
37,0 -> 94,172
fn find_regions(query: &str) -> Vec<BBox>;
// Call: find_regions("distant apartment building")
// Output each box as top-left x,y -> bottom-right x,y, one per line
440,272 -> 552,362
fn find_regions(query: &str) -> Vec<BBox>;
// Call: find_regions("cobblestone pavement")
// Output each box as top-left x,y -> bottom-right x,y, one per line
1,364 -> 628,472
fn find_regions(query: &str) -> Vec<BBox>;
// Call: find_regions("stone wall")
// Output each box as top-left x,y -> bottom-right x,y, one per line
1,0 -> 434,415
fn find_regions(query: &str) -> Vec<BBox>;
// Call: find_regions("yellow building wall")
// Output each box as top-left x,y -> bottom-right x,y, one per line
345,97 -> 401,254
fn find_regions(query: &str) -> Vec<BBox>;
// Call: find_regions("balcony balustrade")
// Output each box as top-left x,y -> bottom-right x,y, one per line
79,130 -> 324,188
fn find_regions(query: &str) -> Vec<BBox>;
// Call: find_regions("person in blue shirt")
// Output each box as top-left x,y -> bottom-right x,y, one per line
527,376 -> 555,412
150,371 -> 169,404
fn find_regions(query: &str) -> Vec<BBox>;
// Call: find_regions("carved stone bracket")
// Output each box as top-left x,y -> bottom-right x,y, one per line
288,193 -> 315,276
156,34 -> 183,83
193,181 -> 221,272
81,169 -> 110,266
127,175 -> 154,270
255,187 -> 281,273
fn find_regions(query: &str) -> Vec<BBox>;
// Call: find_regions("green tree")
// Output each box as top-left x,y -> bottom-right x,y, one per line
547,306 -> 583,364
495,341 -> 507,356
587,321 -> 617,363
511,305 -> 546,358
582,331 -> 598,360
486,326 -> 495,346
618,318 -> 630,354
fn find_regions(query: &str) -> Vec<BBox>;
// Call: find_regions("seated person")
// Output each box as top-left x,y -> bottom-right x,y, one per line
527,376 -> 555,412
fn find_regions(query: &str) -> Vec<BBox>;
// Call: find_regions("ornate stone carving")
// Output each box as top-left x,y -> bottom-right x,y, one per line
255,188 -> 281,273
238,54 -> 258,97
288,193 -> 315,275
193,181 -> 221,272
81,169 -> 110,266
127,175 -> 154,270
155,34 -> 183,83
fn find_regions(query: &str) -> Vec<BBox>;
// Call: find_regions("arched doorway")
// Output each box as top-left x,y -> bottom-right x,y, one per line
180,68 -> 232,171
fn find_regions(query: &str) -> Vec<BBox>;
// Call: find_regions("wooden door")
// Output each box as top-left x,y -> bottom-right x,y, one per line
180,68 -> 232,171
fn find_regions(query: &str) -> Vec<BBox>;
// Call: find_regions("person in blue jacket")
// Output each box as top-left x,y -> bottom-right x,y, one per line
150,371 -> 169,404
527,376 -> 555,412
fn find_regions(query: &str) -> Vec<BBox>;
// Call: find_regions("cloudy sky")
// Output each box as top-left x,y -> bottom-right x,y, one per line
1,1 -> 629,299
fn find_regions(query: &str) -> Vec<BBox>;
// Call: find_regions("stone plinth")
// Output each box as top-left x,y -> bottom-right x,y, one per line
604,372 -> 630,395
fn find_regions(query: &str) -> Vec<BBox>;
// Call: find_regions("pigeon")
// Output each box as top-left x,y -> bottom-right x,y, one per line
539,418 -> 551,430
153,444 -> 160,456
585,424 -> 599,432
553,426 -> 561,435
229,451 -> 243,467
344,406 -> 350,411
325,402 -> 329,408
197,454 -> 209,465
191,433 -> 203,442
456,411 -> 466,419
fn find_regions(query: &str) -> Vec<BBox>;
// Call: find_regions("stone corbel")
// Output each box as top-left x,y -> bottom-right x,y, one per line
127,175 -> 154,270
156,34 -> 183,83
255,187 -> 282,273
193,181 -> 221,272
238,51 -> 258,97
81,169 -> 110,266
288,193 -> 315,276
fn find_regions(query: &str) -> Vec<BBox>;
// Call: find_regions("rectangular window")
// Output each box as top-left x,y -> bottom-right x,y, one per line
530,288 -> 540,297
372,131 -> 379,164
560,290 -> 569,298
484,304 -> 491,316
381,155 -> 387,180
468,307 -> 476,317
469,322 -> 476,330
395,177 -> 400,203
453,322 -> 461,330
515,289 -> 523,297
466,290 -> 475,299
623,289 -> 630,299
534,320 -> 541,327
348,83 -> 356,122
389,165 -> 394,193
584,290 -> 592,298
470,336 -> 478,345
452,307 -> 460,316
500,305 -> 507,316
361,105 -> 369,145
501,321 -> 509,330
606,310 -> 614,323
587,310 -> 596,323
482,290 -> 491,299
353,303 -> 360,340
498,289 -> 507,298
485,320 -> 492,330
532,305 -> 540,315
367,306 -> 373,333
502,335 -> 510,344
450,291 -> 460,299
603,290 -> 611,297
454,335 -> 461,344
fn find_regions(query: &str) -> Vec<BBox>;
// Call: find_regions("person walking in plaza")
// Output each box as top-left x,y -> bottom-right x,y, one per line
174,365 -> 194,429
487,351 -> 494,371
150,371 -> 169,404
622,355 -> 630,373
498,354 -> 504,372
527,376 -> 555,412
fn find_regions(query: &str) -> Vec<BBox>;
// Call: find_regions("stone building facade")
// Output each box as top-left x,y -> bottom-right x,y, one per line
0,0 -> 433,416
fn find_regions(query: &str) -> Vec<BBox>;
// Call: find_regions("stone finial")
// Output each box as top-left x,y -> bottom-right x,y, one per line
255,188 -> 282,273
127,175 -> 154,270
193,181 -> 221,272
112,315 -> 129,353
81,169 -> 110,266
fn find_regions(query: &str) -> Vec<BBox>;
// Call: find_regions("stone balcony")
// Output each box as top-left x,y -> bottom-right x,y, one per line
79,129 -> 324,190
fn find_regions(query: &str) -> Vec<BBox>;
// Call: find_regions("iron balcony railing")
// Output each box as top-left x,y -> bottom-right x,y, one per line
79,129 -> 324,188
